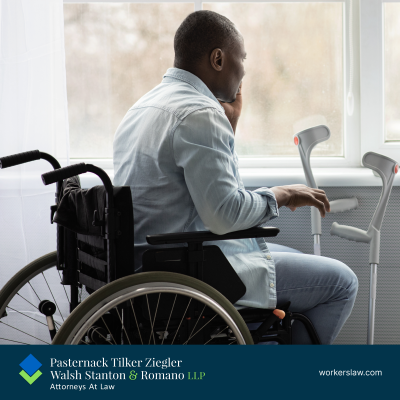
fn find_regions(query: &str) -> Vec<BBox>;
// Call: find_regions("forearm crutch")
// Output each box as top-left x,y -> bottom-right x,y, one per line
330,152 -> 398,344
294,125 -> 358,255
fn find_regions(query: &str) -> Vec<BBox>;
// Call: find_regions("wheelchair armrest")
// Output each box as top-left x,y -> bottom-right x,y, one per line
146,226 -> 279,245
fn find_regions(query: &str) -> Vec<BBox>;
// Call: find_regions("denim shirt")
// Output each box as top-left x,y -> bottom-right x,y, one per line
113,67 -> 279,309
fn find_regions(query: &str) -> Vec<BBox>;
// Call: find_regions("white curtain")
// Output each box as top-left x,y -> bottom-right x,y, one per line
0,0 -> 69,343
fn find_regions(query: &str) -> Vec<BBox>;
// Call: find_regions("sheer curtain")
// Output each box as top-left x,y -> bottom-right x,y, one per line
0,0 -> 69,343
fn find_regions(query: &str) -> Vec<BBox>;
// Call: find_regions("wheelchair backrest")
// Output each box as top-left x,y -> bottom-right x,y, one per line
54,176 -> 134,293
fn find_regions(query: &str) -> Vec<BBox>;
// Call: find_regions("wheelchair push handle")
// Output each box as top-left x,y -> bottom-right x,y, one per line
0,150 -> 62,170
329,197 -> 358,213
41,162 -> 114,199
0,150 -> 41,168
42,163 -> 88,186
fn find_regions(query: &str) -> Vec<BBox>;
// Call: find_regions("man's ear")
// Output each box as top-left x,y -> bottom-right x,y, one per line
210,48 -> 224,71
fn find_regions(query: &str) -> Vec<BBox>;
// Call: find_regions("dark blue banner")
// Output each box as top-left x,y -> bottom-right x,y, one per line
0,345 -> 396,399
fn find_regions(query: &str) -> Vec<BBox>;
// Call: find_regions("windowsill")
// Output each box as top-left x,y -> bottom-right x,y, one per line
238,168 -> 393,187
78,167 -> 398,189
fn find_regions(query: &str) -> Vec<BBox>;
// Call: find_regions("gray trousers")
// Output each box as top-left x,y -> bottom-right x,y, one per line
265,243 -> 359,345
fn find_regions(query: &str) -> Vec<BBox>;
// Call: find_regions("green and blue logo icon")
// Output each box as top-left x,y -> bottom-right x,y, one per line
19,354 -> 42,385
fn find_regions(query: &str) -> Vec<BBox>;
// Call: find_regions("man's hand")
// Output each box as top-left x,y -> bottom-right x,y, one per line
270,184 -> 331,217
218,83 -> 242,134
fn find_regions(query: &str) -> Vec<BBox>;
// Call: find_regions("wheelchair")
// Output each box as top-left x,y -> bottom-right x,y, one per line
0,151 -> 322,345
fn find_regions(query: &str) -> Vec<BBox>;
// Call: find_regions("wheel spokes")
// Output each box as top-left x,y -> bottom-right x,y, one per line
183,314 -> 218,345
130,299 -> 143,345
115,307 -> 131,345
0,260 -> 74,345
161,294 -> 177,345
6,306 -> 47,327
171,297 -> 192,345
0,321 -> 50,344
42,272 -> 64,322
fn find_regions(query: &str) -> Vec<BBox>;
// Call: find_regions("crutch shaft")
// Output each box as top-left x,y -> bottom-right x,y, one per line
367,263 -> 378,345
313,234 -> 321,256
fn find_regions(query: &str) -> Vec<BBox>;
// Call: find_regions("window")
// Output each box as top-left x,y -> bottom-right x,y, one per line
360,0 -> 400,161
64,3 -> 194,159
384,3 -> 400,142
204,2 -> 343,158
66,1 -> 400,169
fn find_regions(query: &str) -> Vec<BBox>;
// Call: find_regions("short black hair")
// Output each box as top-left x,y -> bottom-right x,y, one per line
174,10 -> 240,70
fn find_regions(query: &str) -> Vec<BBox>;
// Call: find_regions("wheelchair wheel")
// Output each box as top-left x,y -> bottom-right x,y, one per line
52,271 -> 254,345
0,252 -> 85,344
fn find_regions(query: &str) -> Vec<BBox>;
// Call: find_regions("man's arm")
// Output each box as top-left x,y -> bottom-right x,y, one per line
172,107 -> 278,235
219,83 -> 331,217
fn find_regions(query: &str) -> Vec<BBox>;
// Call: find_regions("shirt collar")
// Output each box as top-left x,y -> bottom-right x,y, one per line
163,68 -> 224,112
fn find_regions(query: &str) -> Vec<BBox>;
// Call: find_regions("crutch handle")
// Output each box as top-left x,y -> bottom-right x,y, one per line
294,125 -> 330,188
330,222 -> 371,243
294,125 -> 330,238
362,152 -> 398,231
329,197 -> 358,213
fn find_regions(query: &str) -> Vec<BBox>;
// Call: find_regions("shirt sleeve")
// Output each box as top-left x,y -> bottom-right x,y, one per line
172,107 -> 279,235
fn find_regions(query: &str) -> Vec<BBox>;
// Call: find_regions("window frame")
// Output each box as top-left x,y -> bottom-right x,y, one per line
360,0 -> 400,161
64,0 -> 362,169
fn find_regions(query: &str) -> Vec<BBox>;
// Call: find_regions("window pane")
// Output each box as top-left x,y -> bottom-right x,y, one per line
204,3 -> 343,157
384,3 -> 400,142
64,3 -> 194,158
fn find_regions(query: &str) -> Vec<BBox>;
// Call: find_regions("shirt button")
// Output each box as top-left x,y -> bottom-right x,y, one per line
270,283 -> 275,288
266,255 -> 272,260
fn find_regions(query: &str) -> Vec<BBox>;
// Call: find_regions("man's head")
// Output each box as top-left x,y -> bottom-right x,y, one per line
174,10 -> 246,103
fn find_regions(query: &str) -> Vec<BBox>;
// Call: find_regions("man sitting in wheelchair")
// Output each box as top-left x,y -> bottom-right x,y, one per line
112,10 -> 358,344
